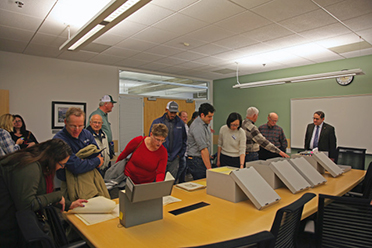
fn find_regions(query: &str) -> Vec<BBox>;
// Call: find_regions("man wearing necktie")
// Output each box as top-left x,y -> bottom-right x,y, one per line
304,111 -> 337,160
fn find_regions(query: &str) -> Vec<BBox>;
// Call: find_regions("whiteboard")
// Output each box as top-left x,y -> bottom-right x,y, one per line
291,94 -> 372,154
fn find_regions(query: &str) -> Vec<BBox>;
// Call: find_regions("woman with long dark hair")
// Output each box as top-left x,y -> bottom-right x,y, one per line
0,139 -> 87,247
10,114 -> 38,149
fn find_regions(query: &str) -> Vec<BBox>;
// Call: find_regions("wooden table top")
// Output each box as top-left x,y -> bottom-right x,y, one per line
64,169 -> 365,248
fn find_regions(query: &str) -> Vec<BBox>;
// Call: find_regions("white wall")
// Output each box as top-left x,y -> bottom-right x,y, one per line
0,51 -> 119,142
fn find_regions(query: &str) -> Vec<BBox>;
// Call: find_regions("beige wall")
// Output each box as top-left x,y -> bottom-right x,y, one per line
0,51 -> 119,143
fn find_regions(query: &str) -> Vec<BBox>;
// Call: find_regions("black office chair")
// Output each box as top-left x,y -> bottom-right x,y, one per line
316,194 -> 372,248
16,205 -> 86,248
187,193 -> 316,248
347,161 -> 372,199
335,146 -> 366,170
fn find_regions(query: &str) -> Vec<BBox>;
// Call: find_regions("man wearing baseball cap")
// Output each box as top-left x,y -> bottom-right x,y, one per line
89,95 -> 116,157
149,101 -> 187,179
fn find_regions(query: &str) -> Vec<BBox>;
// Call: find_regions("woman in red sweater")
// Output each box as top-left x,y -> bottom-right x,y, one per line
116,124 -> 168,184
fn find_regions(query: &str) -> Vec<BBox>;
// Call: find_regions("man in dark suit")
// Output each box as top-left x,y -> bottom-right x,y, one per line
304,111 -> 337,160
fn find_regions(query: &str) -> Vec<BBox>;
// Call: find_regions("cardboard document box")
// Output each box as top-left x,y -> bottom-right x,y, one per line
119,172 -> 174,228
207,166 -> 247,203
291,153 -> 325,174
312,152 -> 344,177
270,160 -> 311,194
288,157 -> 327,187
246,160 -> 284,189
230,167 -> 281,210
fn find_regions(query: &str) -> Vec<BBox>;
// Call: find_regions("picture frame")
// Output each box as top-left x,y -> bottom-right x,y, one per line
52,101 -> 86,129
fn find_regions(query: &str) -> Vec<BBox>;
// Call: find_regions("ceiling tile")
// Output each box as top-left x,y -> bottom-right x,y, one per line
243,24 -> 294,42
298,23 -> 351,42
125,3 -> 174,26
131,27 -> 180,44
180,0 -> 245,23
88,54 -> 123,65
152,13 -> 209,35
251,0 -> 318,22
343,12 -> 372,32
325,0 -> 372,21
0,25 -> 34,42
279,9 -> 337,33
172,51 -> 207,61
58,50 -> 98,62
186,25 -> 235,43
116,38 -> 157,51
145,45 -> 186,56
215,11 -> 272,33
0,9 -> 43,30
102,47 -> 140,58
129,52 -> 166,62
213,35 -> 258,49
190,43 -> 231,56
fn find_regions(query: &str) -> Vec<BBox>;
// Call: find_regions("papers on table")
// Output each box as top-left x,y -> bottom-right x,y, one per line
176,182 -> 206,191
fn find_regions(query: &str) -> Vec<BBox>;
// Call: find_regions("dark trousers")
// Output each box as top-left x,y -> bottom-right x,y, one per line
245,152 -> 259,162
186,156 -> 206,180
176,156 -> 187,183
220,153 -> 241,168
258,149 -> 281,160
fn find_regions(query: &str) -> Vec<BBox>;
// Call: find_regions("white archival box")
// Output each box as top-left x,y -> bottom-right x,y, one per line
288,157 -> 327,187
291,153 -> 325,174
230,167 -> 281,210
119,172 -> 174,228
270,160 -> 311,194
206,166 -> 247,203
312,152 -> 344,177
245,160 -> 284,189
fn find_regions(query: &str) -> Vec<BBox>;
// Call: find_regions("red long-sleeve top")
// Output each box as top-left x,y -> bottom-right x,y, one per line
116,136 -> 167,184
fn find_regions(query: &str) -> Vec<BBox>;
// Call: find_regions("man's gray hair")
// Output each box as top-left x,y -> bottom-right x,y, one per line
246,107 -> 259,117
99,101 -> 105,107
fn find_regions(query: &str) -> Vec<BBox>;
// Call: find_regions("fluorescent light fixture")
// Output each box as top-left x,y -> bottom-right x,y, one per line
233,69 -> 364,89
59,0 -> 151,51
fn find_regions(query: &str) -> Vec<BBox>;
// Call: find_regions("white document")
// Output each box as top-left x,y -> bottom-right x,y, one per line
75,204 -> 119,226
70,196 -> 116,214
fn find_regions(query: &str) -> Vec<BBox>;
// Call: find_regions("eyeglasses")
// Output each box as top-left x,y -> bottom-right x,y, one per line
68,125 -> 84,130
152,136 -> 166,143
15,120 -> 22,123
92,121 -> 103,125
58,161 -> 67,168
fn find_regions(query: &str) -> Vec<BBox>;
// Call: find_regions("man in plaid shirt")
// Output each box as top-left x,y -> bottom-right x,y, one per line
242,107 -> 289,162
258,112 -> 288,160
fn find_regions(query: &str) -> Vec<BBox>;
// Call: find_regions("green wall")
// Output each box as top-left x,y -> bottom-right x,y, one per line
213,54 -> 372,168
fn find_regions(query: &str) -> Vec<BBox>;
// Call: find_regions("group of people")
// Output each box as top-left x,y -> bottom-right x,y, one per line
0,92 -> 337,247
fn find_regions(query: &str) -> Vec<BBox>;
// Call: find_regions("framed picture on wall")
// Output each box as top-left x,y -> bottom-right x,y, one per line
52,101 -> 86,129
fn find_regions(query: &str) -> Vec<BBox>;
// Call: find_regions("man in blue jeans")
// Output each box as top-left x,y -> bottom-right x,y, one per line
149,101 -> 187,179
187,103 -> 215,180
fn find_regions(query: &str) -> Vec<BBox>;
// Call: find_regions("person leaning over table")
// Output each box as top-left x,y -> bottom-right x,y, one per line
217,112 -> 246,168
0,114 -> 23,156
10,114 -> 38,149
242,107 -> 289,162
0,139 -> 87,248
116,123 -> 168,184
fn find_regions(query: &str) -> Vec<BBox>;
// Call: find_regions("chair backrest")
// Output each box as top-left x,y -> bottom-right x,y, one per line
335,146 -> 366,170
270,193 -> 316,248
362,161 -> 372,199
316,194 -> 372,248
44,205 -> 69,247
16,209 -> 55,248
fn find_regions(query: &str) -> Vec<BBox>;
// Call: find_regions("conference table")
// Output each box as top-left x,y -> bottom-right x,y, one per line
64,169 -> 365,248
